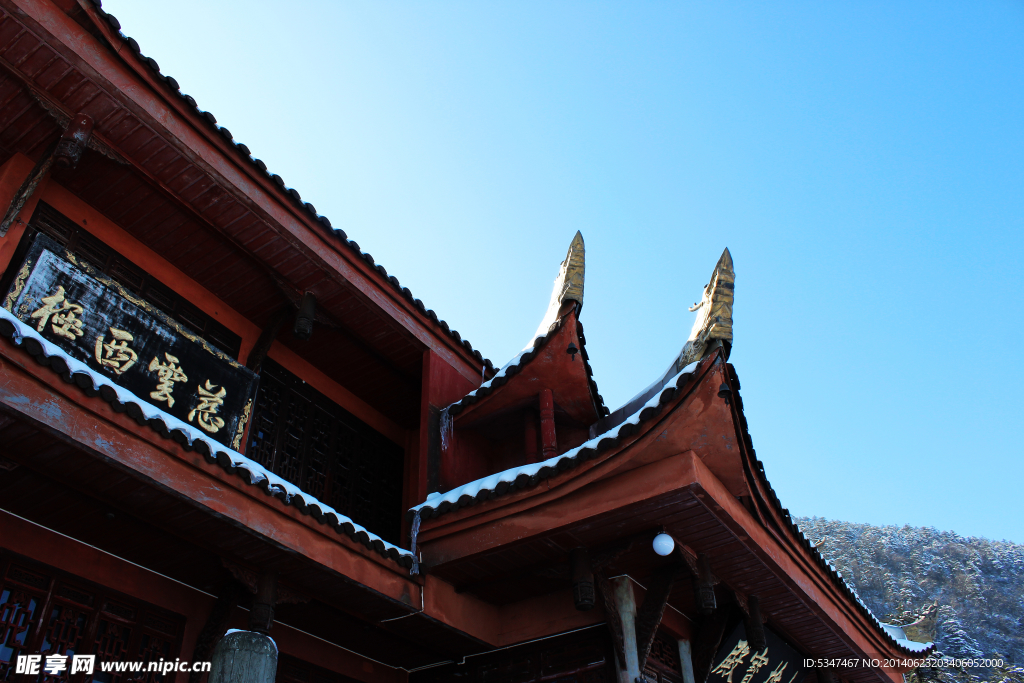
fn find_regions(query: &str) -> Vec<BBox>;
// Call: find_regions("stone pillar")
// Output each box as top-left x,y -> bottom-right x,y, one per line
208,630 -> 278,683
678,639 -> 696,683
611,577 -> 641,683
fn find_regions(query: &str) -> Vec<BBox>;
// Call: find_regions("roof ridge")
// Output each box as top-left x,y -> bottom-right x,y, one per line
81,0 -> 495,376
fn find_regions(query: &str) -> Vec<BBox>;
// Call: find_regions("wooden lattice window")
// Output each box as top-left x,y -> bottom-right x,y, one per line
247,358 -> 405,545
643,630 -> 684,683
0,553 -> 184,683
7,202 -> 242,358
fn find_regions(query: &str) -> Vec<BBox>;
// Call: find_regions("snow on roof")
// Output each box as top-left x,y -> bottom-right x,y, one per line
445,234 -> 605,416
792,521 -> 935,655
879,624 -> 933,653
0,307 -> 413,565
414,349 -> 934,657
413,362 -> 697,516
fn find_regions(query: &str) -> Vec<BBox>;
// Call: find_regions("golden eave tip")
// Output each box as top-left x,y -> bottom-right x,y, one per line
557,231 -> 585,308
676,247 -> 735,367
529,232 -> 586,345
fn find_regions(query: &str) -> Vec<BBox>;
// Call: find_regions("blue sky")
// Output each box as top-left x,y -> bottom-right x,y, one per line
100,1 -> 1023,542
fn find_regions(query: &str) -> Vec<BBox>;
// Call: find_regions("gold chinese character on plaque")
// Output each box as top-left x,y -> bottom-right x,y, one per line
763,661 -> 789,683
30,286 -> 85,341
148,352 -> 188,407
711,641 -> 751,683
739,650 -> 771,683
188,380 -> 226,434
94,327 -> 138,375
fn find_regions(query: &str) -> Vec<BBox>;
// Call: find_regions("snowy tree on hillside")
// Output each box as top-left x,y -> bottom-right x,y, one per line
795,517 -> 1024,682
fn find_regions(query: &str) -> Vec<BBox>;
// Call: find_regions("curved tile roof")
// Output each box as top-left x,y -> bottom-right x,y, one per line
415,361 -> 696,517
446,231 -> 606,417
84,0 -> 494,376
410,353 -> 933,656
446,313 -> 607,417
0,307 -> 414,567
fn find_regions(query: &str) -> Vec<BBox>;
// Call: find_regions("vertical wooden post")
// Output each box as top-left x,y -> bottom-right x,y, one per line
678,639 -> 697,683
524,408 -> 538,463
245,308 -> 289,373
539,389 -> 557,459
611,577 -> 641,683
0,154 -> 43,274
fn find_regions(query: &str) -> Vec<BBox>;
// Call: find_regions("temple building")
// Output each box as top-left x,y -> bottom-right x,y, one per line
0,2 -> 932,683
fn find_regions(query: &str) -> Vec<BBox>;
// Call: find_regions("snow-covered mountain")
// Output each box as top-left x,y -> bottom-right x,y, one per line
794,517 -> 1023,683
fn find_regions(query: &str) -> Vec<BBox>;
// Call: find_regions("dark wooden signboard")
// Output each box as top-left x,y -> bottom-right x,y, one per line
708,623 -> 807,683
3,233 -> 258,449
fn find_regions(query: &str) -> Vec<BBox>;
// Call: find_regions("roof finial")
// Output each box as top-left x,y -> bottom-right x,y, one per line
677,248 -> 734,366
529,232 -> 586,344
556,230 -> 585,308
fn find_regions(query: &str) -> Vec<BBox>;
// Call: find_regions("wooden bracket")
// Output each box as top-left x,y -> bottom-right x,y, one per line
570,548 -> 596,611
745,595 -> 767,652
694,553 -> 718,614
732,589 -> 767,651
0,111 -> 94,237
691,605 -> 734,683
635,551 -> 687,674
245,306 -> 290,372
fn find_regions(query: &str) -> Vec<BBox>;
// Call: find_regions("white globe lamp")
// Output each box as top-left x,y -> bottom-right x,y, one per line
652,533 -> 675,556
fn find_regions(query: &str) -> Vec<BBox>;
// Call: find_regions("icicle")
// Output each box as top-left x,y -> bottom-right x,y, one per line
409,509 -> 422,575
439,406 -> 452,454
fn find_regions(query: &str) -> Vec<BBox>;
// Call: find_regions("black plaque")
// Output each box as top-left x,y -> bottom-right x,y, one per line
709,623 -> 807,683
3,233 -> 258,448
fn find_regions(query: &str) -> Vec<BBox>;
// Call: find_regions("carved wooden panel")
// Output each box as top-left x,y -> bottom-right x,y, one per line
0,553 -> 184,683
247,359 -> 404,544
645,629 -> 684,683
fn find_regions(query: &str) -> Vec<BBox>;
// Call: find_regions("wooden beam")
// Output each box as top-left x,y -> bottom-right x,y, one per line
244,307 -> 289,372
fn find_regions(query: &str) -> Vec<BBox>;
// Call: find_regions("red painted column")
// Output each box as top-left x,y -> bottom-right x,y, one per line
539,389 -> 557,459
0,153 -> 42,273
524,409 -> 538,464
